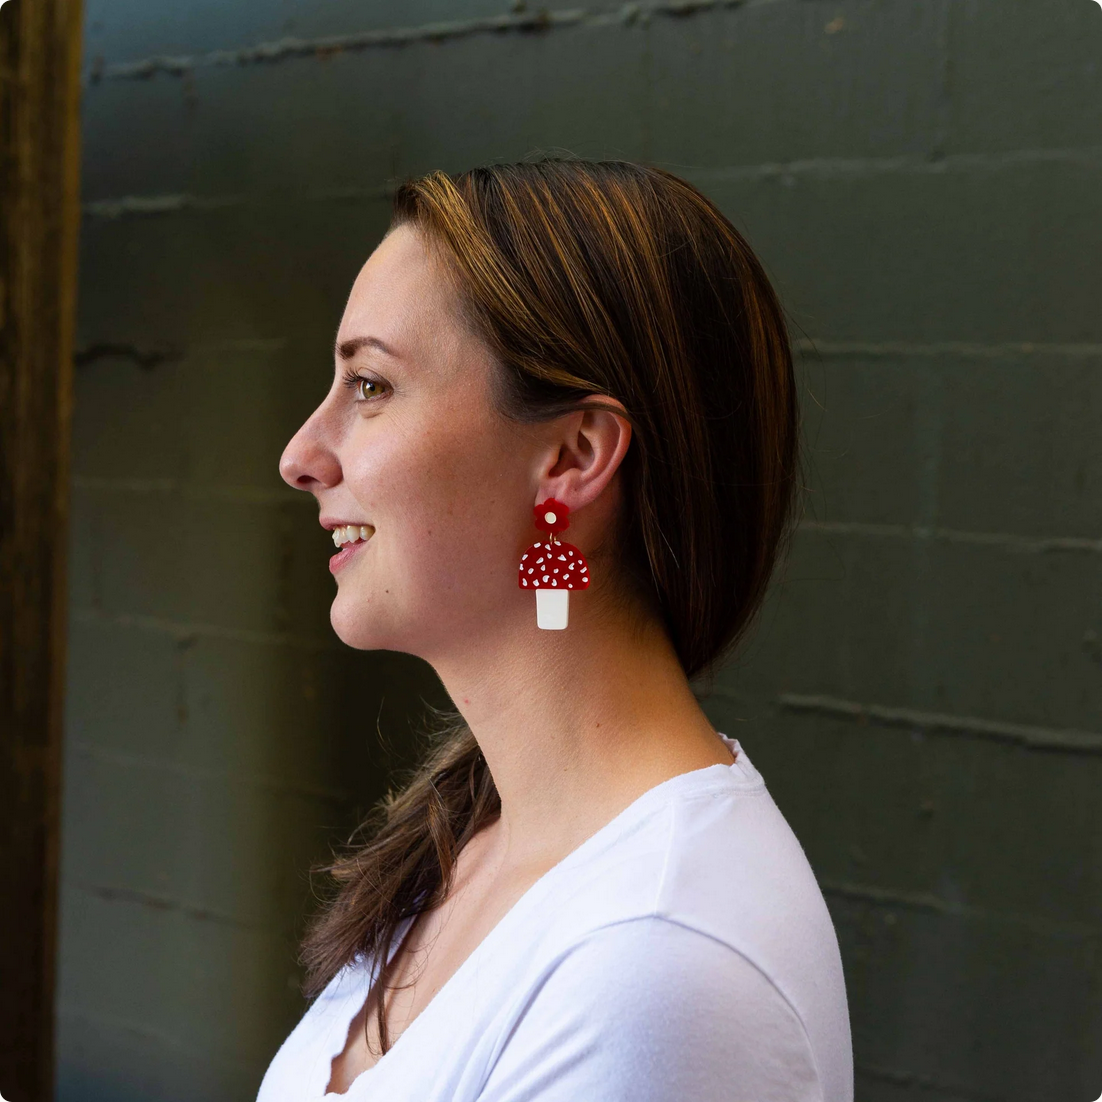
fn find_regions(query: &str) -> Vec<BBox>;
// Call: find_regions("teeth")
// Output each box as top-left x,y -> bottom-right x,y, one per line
331,524 -> 375,548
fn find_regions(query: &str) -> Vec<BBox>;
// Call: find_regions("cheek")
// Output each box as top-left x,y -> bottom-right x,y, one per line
344,419 -> 505,548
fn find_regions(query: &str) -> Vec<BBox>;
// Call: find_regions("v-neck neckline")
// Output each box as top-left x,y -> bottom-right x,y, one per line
318,734 -> 747,1098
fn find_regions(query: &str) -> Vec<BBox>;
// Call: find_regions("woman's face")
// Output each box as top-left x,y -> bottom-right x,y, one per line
279,223 -> 548,657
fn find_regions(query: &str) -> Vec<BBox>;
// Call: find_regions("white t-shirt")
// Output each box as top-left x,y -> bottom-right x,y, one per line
257,735 -> 853,1102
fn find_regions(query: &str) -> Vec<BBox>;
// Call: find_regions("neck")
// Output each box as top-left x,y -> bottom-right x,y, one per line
428,595 -> 734,872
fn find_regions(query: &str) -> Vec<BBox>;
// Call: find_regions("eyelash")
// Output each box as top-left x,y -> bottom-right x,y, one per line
341,369 -> 390,403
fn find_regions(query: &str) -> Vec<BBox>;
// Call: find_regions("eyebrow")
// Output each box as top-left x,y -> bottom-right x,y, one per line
335,335 -> 401,361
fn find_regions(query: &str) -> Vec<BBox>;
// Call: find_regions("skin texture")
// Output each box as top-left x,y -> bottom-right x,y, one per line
279,224 -> 737,1092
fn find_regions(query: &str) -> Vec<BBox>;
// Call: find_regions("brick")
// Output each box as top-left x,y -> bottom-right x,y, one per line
793,352 -> 934,529
944,0 -> 1102,156
713,706 -> 1102,929
56,1005 -> 263,1102
829,895 -> 1101,1101
649,0 -> 949,166
81,19 -> 650,202
177,633 -> 400,787
77,199 -> 392,349
63,616 -> 184,757
696,158 -> 1102,343
725,529 -> 924,707
72,340 -> 319,491
59,739 -> 352,930
932,350 -> 1102,540
59,622 -> 436,920
723,528 -> 1102,732
83,0 -> 590,75
72,349 -> 189,483
56,885 -> 297,1086
916,538 -> 1102,730
67,488 -> 104,611
75,488 -> 329,635
793,349 -> 1102,539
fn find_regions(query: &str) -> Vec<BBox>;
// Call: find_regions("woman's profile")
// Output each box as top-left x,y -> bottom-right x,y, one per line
261,158 -> 853,1101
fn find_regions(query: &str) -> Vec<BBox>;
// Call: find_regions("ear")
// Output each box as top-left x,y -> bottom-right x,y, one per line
536,400 -> 633,513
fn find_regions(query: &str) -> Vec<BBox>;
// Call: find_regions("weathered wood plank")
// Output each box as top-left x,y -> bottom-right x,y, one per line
0,0 -> 83,1098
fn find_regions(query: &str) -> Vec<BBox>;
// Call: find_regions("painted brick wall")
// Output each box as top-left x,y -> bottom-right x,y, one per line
61,2 -> 1102,1099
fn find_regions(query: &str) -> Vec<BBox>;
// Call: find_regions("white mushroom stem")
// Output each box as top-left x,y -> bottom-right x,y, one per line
536,588 -> 569,630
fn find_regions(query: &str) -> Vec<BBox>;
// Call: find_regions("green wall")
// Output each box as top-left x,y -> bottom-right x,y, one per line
61,1 -> 1102,1099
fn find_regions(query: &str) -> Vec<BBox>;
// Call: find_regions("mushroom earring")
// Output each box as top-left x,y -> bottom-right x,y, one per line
518,497 -> 590,629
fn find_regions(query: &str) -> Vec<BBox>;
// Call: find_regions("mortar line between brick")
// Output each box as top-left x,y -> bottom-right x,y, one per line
56,1001 -> 275,1069
68,739 -> 352,802
685,145 -> 1102,180
776,692 -> 1102,754
68,881 -> 263,930
72,475 -> 312,506
82,145 -> 1102,222
796,520 -> 1102,555
794,337 -> 1102,358
822,877 -> 1102,939
70,607 -> 343,651
74,336 -> 287,363
854,1060 -> 1010,1102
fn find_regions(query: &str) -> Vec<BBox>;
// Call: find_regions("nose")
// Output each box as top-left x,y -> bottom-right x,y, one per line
279,409 -> 342,493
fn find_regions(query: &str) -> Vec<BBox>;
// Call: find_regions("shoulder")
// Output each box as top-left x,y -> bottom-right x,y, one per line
537,912 -> 815,1022
481,917 -> 829,1102
655,778 -> 842,967
540,915 -> 814,1031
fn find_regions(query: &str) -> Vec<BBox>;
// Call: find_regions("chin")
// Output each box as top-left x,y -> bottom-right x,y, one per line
329,588 -> 430,653
329,596 -> 388,651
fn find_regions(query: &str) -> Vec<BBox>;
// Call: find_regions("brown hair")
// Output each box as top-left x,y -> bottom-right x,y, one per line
299,158 -> 802,1050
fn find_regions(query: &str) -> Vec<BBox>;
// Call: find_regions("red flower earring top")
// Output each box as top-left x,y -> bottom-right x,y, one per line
518,497 -> 590,630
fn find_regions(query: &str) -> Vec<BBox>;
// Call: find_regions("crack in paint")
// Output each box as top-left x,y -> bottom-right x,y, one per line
777,692 -> 1102,754
74,341 -> 181,370
87,0 -> 757,82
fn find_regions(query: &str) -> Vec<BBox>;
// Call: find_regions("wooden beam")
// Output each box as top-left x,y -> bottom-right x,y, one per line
0,0 -> 83,1098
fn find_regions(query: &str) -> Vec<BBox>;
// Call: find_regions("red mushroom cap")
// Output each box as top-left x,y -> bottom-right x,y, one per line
518,540 -> 590,590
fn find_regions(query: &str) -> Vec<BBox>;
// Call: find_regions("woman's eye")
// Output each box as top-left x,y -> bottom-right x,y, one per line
342,370 -> 389,402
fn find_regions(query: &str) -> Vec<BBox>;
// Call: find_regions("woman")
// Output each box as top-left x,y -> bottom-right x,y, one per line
261,158 -> 852,1101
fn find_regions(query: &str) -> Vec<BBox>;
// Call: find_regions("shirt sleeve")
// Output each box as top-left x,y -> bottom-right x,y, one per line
477,916 -> 824,1102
